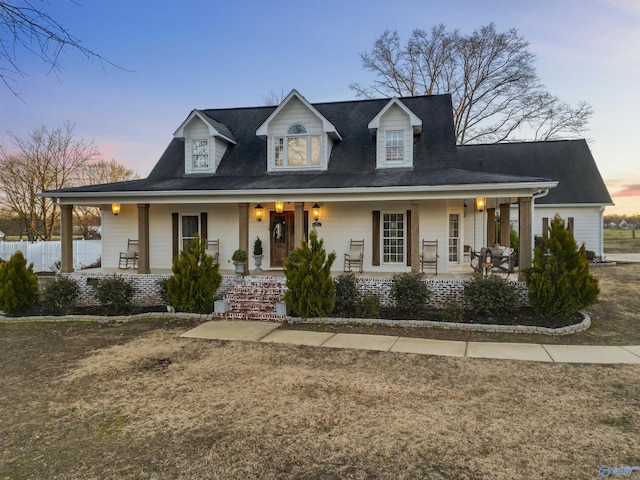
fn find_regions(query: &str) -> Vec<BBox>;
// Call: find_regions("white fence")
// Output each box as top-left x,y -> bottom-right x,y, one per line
0,240 -> 101,272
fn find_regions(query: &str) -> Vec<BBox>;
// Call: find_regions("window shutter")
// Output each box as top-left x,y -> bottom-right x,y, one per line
567,217 -> 574,234
406,209 -> 411,267
542,218 -> 549,238
200,212 -> 208,244
172,213 -> 179,259
372,210 -> 380,266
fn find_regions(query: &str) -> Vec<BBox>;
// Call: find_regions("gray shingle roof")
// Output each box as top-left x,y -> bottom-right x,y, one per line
52,94 -> 557,196
457,140 -> 613,205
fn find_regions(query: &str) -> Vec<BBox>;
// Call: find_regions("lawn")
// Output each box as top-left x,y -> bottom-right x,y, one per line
2,260 -> 640,479
604,228 -> 640,253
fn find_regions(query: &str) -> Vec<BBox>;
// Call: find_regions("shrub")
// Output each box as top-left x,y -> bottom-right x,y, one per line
253,237 -> 263,256
442,300 -> 464,322
232,249 -> 248,263
463,274 -> 520,318
586,250 -> 596,262
356,293 -> 382,318
155,277 -> 169,305
44,276 -> 80,315
333,272 -> 360,316
284,230 -> 336,319
92,275 -> 134,315
510,227 -> 519,266
0,251 -> 39,315
166,235 -> 222,313
390,272 -> 431,315
525,214 -> 599,318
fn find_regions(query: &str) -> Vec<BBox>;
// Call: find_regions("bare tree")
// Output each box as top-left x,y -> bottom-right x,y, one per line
0,122 -> 100,240
262,89 -> 287,106
0,1 -> 124,98
350,24 -> 592,144
73,159 -> 137,238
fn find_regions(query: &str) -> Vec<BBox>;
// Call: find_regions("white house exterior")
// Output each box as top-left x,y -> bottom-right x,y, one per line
44,90 -> 611,277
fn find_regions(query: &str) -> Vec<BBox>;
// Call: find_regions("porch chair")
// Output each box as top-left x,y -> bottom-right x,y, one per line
206,239 -> 220,264
344,239 -> 364,273
419,239 -> 438,274
118,239 -> 139,269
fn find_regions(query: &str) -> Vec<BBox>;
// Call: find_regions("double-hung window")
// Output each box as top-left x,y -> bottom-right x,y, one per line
274,124 -> 320,168
191,139 -> 209,169
181,215 -> 199,250
385,130 -> 404,163
382,212 -> 405,263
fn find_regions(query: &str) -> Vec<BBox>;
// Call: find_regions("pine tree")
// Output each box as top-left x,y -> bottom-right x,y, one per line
0,251 -> 39,315
525,214 -> 599,318
284,230 -> 336,319
166,235 -> 222,313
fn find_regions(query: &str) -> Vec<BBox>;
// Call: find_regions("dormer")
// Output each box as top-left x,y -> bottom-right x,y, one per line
256,89 -> 341,172
368,98 -> 422,169
174,110 -> 236,174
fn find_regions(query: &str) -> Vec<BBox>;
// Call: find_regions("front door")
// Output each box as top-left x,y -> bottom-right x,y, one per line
270,210 -> 308,267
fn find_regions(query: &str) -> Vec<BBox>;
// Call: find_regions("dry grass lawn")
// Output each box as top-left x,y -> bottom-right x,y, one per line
1,317 -> 639,479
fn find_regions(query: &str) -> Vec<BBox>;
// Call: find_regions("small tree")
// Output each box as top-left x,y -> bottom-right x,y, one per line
166,235 -> 221,313
333,272 -> 360,316
525,214 -> 599,318
0,251 -> 39,315
390,272 -> 432,316
44,276 -> 80,315
284,231 -> 336,319
92,275 -> 134,315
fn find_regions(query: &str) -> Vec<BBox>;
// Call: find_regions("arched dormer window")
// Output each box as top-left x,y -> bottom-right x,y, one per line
274,123 -> 320,167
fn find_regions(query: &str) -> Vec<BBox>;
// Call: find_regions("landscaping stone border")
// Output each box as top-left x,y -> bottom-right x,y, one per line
287,311 -> 591,336
0,312 -> 209,324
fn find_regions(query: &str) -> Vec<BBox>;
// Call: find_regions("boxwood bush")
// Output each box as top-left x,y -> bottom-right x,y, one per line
463,274 -> 520,318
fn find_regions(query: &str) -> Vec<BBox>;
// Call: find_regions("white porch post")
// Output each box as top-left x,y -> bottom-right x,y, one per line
60,204 -> 73,273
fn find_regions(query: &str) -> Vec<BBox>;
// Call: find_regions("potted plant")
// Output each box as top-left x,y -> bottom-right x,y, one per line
231,249 -> 248,281
253,236 -> 263,272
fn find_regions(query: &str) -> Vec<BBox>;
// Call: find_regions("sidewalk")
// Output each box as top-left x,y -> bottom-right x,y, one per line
604,253 -> 640,263
180,320 -> 640,364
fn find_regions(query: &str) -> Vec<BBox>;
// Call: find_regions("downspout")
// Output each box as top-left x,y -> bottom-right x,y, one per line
599,205 -> 606,261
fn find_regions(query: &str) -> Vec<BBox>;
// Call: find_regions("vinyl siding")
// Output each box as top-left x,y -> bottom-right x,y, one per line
376,104 -> 413,169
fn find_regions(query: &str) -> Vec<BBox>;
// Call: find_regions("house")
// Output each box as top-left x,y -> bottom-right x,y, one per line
44,90 -> 611,278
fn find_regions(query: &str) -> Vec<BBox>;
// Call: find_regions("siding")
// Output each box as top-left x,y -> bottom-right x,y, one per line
102,204 -> 138,268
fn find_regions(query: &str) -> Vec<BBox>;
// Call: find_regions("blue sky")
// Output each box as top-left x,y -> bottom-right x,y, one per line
1,0 -> 639,213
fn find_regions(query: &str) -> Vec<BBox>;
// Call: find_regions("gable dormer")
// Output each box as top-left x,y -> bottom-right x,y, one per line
174,110 -> 236,175
256,89 -> 341,172
368,98 -> 422,169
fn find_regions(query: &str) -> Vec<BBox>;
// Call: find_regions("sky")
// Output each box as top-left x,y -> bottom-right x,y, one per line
1,0 -> 639,214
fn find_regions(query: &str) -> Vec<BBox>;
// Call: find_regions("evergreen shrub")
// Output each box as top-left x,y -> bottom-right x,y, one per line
333,271 -> 360,316
525,214 -> 599,318
166,235 -> 221,313
356,293 -> 382,318
463,274 -> 520,318
284,230 -> 336,319
44,276 -> 80,315
390,272 -> 431,315
92,275 -> 134,315
0,251 -> 39,315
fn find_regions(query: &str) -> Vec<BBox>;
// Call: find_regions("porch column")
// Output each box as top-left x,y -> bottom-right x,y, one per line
500,203 -> 511,246
294,202 -> 304,248
410,200 -> 420,274
137,204 -> 150,274
60,204 -> 73,273
518,197 -> 533,280
487,208 -> 496,247
238,203 -> 249,259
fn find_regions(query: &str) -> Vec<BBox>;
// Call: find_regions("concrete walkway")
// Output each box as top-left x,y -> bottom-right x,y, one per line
181,321 -> 640,364
605,253 -> 640,263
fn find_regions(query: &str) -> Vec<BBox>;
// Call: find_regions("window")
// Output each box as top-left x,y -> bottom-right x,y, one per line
449,213 -> 460,262
191,139 -> 209,169
181,215 -> 199,250
385,130 -> 404,162
383,213 -> 404,263
273,123 -> 320,168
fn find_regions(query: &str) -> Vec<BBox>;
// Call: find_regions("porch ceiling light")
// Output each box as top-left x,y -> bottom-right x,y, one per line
275,201 -> 284,213
254,203 -> 264,222
111,203 -> 121,216
312,203 -> 320,222
475,197 -> 486,212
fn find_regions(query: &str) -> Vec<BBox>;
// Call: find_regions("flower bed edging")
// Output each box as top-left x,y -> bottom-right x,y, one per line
286,311 -> 591,336
0,311 -> 210,324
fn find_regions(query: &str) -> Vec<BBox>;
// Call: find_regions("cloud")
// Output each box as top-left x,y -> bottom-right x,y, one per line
613,184 -> 640,198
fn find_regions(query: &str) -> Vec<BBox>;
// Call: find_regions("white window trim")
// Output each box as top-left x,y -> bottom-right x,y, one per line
180,213 -> 200,251
191,138 -> 210,171
270,124 -> 323,170
448,210 -> 463,264
377,128 -> 411,169
385,130 -> 405,163
381,211 -> 406,265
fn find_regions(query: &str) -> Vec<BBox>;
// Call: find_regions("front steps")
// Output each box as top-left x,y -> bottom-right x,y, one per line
213,276 -> 287,322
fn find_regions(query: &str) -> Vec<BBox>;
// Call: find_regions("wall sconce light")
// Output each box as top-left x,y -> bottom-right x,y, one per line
275,201 -> 284,213
475,197 -> 486,212
111,203 -> 121,216
312,203 -> 321,222
254,204 -> 264,222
